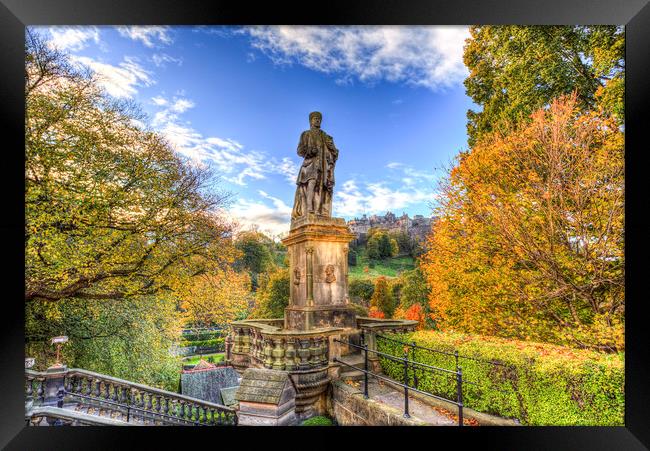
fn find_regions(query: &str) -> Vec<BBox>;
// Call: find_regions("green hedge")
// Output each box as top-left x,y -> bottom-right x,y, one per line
180,338 -> 225,348
377,331 -> 624,426
182,331 -> 224,341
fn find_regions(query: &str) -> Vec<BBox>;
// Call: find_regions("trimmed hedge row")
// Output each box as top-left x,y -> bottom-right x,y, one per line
179,338 -> 225,349
377,331 -> 624,426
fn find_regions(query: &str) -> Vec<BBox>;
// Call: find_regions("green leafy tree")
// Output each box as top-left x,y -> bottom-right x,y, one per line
464,25 -> 624,146
250,268 -> 289,319
349,278 -> 374,306
370,276 -> 396,318
234,231 -> 275,290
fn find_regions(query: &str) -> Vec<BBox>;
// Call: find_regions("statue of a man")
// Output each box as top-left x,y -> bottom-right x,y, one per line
291,111 -> 339,219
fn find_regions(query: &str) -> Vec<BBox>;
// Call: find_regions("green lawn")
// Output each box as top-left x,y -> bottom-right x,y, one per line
349,247 -> 415,280
182,353 -> 224,366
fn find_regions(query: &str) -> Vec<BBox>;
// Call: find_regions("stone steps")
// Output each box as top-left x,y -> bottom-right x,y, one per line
339,352 -> 367,380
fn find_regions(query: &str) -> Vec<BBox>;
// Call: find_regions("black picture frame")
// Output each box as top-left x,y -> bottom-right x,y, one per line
2,1 -> 648,449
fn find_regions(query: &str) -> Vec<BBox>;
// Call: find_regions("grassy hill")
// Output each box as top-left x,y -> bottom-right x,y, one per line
348,246 -> 415,280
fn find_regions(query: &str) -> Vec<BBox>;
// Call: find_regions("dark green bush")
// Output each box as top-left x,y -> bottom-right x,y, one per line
300,416 -> 334,426
349,278 -> 374,305
182,331 -> 223,342
377,331 -> 624,426
180,338 -> 225,348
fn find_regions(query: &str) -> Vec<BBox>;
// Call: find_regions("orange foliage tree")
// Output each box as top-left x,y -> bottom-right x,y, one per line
421,95 -> 624,351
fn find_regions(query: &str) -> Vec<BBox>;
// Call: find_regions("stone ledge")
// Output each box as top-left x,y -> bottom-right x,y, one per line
330,380 -> 428,426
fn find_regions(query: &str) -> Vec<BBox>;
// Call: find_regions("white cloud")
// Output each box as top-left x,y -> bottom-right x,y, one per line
117,26 -> 173,48
71,56 -> 154,98
47,26 -> 101,52
334,179 -> 434,218
149,95 -> 293,186
241,26 -> 470,91
227,196 -> 292,237
151,53 -> 183,67
171,98 -> 195,113
151,95 -> 168,106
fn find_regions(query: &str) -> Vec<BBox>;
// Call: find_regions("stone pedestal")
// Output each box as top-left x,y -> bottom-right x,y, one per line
282,214 -> 356,331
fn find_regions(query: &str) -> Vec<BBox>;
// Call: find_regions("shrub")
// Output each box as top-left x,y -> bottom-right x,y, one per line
377,330 -> 624,425
349,279 -> 374,306
180,338 -> 225,349
301,416 -> 333,426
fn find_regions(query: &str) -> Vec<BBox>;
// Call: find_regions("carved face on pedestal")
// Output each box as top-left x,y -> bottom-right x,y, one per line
325,264 -> 336,283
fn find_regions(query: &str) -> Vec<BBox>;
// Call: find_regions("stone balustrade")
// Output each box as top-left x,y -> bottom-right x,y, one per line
26,368 -> 237,426
228,319 -> 343,372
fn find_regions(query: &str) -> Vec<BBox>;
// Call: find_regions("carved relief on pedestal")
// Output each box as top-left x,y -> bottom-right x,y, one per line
293,267 -> 301,285
324,264 -> 336,283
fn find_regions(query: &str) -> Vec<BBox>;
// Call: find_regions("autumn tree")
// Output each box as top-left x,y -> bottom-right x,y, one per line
422,95 -> 624,351
25,31 -> 235,305
370,276 -> 396,318
464,25 -> 624,146
179,269 -> 252,328
24,31 -> 237,387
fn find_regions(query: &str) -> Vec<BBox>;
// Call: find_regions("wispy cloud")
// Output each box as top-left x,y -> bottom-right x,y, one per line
71,55 -> 154,98
46,26 -> 101,52
117,26 -> 173,48
241,26 -> 470,91
151,53 -> 183,67
149,94 -> 299,186
333,162 -> 437,217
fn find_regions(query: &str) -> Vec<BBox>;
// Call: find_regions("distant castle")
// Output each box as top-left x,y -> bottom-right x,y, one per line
347,212 -> 438,243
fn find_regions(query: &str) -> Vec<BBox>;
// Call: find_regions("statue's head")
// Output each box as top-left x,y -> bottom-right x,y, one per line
309,111 -> 322,128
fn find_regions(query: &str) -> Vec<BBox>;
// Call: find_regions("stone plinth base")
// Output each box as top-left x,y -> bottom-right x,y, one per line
289,367 -> 331,420
238,400 -> 297,426
235,368 -> 297,426
285,305 -> 357,331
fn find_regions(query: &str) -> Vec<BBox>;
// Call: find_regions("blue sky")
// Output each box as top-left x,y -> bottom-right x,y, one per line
34,26 -> 476,237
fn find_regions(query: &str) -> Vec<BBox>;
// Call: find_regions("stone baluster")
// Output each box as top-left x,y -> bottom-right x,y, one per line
25,376 -> 34,399
320,336 -> 329,365
263,338 -> 273,368
36,378 -> 45,401
298,338 -> 311,370
310,337 -> 322,367
271,338 -> 285,370
241,328 -> 251,353
284,338 -> 297,371
232,328 -> 242,353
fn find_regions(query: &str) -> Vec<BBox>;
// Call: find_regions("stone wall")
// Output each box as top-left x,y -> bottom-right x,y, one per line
328,380 -> 427,426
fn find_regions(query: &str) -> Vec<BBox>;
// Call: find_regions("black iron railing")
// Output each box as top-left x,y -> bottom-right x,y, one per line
333,338 -> 464,426
26,368 -> 238,426
375,333 -> 513,396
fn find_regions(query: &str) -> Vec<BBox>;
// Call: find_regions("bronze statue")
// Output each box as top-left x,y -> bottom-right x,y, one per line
291,111 -> 339,219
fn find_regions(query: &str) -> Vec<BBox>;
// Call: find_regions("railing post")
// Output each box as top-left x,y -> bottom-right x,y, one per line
411,341 -> 418,390
403,350 -> 410,419
454,350 -> 459,372
363,343 -> 369,399
456,366 -> 463,427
